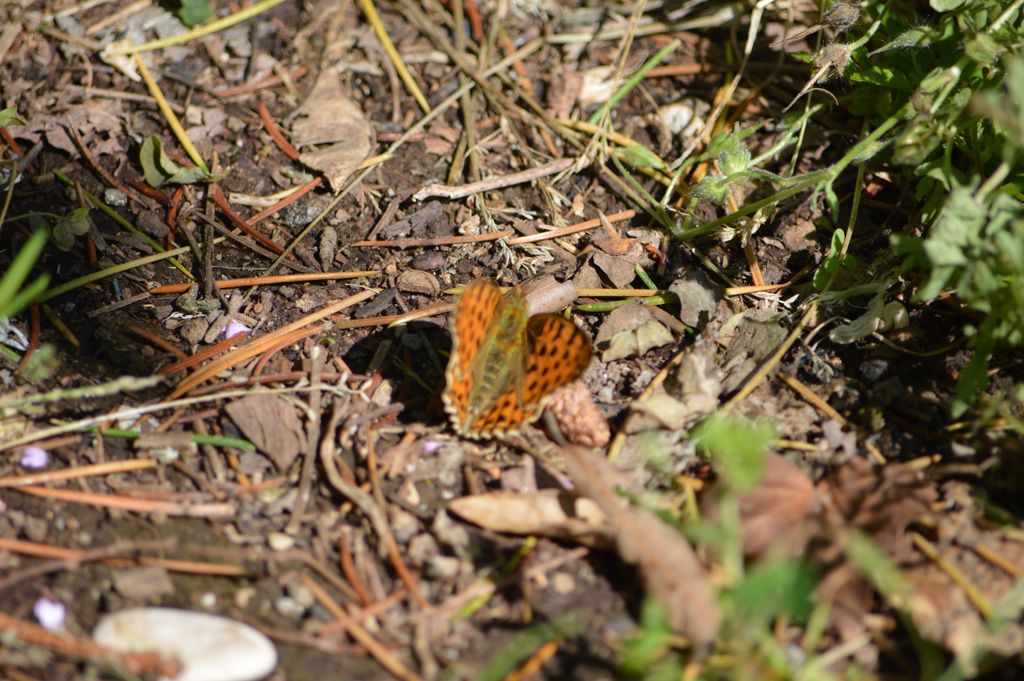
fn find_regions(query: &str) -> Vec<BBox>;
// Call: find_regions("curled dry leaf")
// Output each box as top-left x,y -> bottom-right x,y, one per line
224,394 -> 306,472
448,490 -> 613,548
397,270 -> 441,295
523,275 -> 578,316
560,446 -> 721,647
595,303 -> 675,362
719,309 -> 789,393
669,270 -> 722,330
591,251 -> 637,289
734,453 -> 816,556
291,72 -> 375,191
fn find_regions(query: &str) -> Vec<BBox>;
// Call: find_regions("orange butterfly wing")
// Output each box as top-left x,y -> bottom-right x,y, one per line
461,313 -> 591,436
443,280 -> 505,430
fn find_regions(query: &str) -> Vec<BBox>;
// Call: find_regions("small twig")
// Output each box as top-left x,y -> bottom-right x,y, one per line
257,100 -> 299,161
214,66 -> 308,98
39,25 -> 103,51
167,289 -> 375,398
725,282 -> 794,296
506,208 -> 635,245
412,158 -> 575,201
300,573 -> 423,681
64,119 -> 135,201
574,287 -> 663,297
102,0 -> 286,56
148,270 -> 379,295
248,176 -> 322,225
722,302 -> 818,411
15,486 -> 236,518
84,0 -> 151,34
126,325 -> 188,359
321,416 -> 429,609
35,237 -> 212,303
0,459 -> 156,489
158,330 -> 248,375
911,532 -> 993,619
366,431 -> 430,608
208,184 -> 289,254
778,372 -> 845,424
358,0 -> 430,113
0,610 -> 180,678
973,544 -> 1022,578
134,54 -> 208,173
285,347 -> 322,535
349,229 -> 512,248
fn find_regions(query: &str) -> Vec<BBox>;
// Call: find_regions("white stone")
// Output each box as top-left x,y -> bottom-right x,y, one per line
94,608 -> 277,681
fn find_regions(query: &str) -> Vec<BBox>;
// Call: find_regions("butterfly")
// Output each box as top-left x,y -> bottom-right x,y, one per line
442,279 -> 592,438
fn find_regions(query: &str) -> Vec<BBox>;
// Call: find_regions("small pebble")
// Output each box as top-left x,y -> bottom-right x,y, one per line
552,572 -> 576,594
427,555 -> 461,580
20,446 -> 49,469
34,598 -> 66,631
274,596 -> 305,619
411,252 -> 445,271
859,358 -> 889,383
267,532 -> 295,552
102,188 -> 128,207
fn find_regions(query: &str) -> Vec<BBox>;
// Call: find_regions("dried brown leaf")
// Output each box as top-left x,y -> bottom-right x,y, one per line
736,453 -> 816,556
224,394 -> 306,472
291,73 -> 374,191
448,490 -> 612,548
561,446 -> 721,647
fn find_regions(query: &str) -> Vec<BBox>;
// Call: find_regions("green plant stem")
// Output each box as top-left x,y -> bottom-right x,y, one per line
681,105 -> 910,241
587,39 -> 680,125
574,294 -> 676,313
134,54 -> 209,173
99,428 -> 255,451
52,171 -> 194,279
101,0 -> 287,55
0,345 -> 21,363
0,159 -> 18,230
38,238 -> 222,302
821,122 -> 870,294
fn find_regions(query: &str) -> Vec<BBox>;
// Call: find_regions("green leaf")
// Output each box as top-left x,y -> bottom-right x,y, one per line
0,106 -> 25,127
844,530 -> 913,609
0,229 -> 49,319
177,0 -> 212,26
693,175 -> 730,204
730,559 -> 816,623
619,600 -> 674,676
477,614 -> 584,681
868,27 -> 936,56
0,275 -> 50,321
829,292 -> 886,344
717,135 -> 751,176
813,227 -> 848,291
965,34 -> 1004,64
620,144 -> 668,170
139,135 -> 216,187
692,413 -> 773,490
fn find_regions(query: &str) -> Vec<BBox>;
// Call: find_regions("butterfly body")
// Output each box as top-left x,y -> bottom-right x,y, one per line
443,280 -> 592,438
